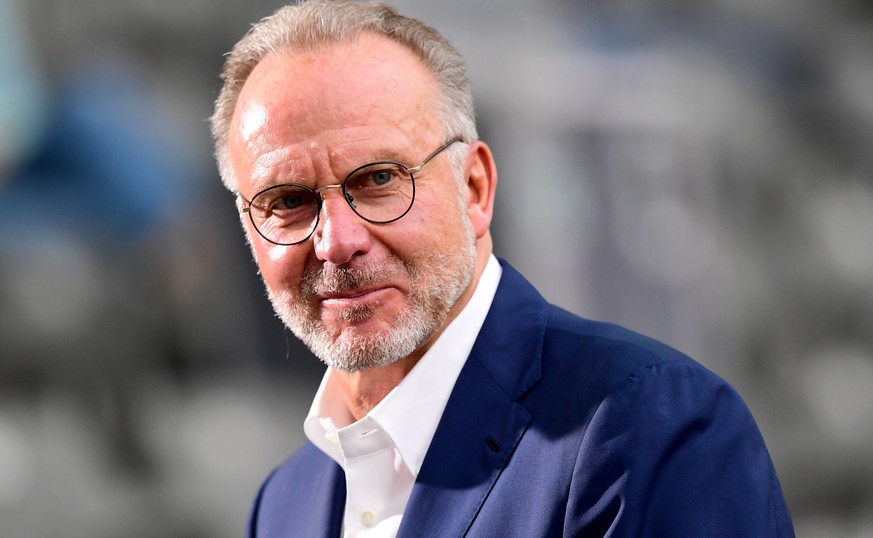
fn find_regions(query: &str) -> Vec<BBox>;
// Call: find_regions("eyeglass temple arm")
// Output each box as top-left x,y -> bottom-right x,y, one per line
237,192 -> 255,214
407,136 -> 464,174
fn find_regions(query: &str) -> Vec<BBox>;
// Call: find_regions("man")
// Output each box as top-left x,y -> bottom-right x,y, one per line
210,1 -> 794,536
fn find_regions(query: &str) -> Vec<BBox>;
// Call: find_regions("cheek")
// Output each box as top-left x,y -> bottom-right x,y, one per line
400,198 -> 469,251
253,241 -> 307,291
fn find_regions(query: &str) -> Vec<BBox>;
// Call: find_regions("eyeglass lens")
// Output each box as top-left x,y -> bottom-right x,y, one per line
248,163 -> 414,245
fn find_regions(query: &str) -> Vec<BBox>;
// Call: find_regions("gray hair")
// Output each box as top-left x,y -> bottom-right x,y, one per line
210,0 -> 478,192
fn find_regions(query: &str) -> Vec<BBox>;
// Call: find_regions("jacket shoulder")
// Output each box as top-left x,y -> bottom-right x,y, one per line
540,304 -> 718,392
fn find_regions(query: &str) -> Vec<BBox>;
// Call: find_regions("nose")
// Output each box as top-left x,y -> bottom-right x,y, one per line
312,186 -> 371,265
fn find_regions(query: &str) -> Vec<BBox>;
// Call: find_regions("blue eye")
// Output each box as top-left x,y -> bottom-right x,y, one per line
279,195 -> 303,209
371,170 -> 394,185
254,185 -> 317,217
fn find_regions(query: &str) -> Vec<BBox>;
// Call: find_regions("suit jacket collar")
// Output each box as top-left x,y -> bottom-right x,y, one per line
398,259 -> 548,536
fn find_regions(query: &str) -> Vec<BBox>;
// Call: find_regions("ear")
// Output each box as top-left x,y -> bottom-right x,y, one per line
464,140 -> 498,239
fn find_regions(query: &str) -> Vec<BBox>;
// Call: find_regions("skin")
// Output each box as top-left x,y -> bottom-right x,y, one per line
227,33 -> 497,420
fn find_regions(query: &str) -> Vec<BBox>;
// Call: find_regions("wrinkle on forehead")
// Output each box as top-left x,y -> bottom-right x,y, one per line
230,34 -> 446,196
248,146 -> 310,188
244,127 -> 438,196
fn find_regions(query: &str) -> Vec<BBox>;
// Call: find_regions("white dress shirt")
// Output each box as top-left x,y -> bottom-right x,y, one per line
303,255 -> 502,537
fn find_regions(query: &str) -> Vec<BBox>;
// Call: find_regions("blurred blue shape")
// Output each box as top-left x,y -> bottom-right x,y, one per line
0,0 -> 48,174
0,61 -> 192,243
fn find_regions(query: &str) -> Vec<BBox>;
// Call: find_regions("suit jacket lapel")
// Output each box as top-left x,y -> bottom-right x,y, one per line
398,260 -> 548,536
250,443 -> 346,538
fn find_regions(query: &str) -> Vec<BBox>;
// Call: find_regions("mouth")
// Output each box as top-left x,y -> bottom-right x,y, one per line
302,259 -> 406,320
318,287 -> 393,311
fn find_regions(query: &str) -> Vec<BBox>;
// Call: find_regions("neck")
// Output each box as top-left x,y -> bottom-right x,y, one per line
333,356 -> 420,420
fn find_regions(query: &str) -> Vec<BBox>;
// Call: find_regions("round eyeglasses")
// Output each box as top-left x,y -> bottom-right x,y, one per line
238,137 -> 463,246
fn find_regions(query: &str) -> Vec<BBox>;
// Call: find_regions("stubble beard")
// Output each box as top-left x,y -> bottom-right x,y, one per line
265,225 -> 476,373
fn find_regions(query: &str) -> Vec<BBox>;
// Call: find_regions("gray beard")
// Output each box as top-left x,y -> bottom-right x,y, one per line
266,231 -> 476,373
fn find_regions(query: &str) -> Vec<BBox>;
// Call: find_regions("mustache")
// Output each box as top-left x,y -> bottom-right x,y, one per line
301,259 -> 405,296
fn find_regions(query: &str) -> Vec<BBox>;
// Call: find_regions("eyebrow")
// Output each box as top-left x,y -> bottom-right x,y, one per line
363,148 -> 409,164
247,145 -> 418,194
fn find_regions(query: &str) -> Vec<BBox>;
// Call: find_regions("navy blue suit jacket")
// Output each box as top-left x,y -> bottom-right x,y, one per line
247,260 -> 794,537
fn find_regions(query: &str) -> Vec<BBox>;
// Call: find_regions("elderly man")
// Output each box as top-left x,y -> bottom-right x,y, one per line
210,1 -> 794,536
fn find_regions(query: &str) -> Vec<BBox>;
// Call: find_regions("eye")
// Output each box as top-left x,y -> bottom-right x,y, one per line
252,185 -> 316,219
346,164 -> 408,191
278,194 -> 304,210
370,169 -> 394,186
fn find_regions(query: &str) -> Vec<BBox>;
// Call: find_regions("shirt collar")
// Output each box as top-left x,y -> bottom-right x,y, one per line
304,254 -> 503,475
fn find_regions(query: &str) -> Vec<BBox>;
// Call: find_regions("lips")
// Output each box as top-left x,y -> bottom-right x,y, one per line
319,286 -> 383,300
318,286 -> 393,309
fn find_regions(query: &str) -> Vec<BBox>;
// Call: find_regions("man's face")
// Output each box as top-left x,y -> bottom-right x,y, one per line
227,34 -> 478,372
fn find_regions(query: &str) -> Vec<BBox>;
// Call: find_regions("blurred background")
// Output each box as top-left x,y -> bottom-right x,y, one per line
1,0 -> 871,535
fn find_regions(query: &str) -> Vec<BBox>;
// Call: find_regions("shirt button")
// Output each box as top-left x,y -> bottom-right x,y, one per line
324,431 -> 338,444
361,510 -> 377,527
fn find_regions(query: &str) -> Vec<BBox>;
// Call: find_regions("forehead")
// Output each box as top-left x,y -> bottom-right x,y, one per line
231,33 -> 444,150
